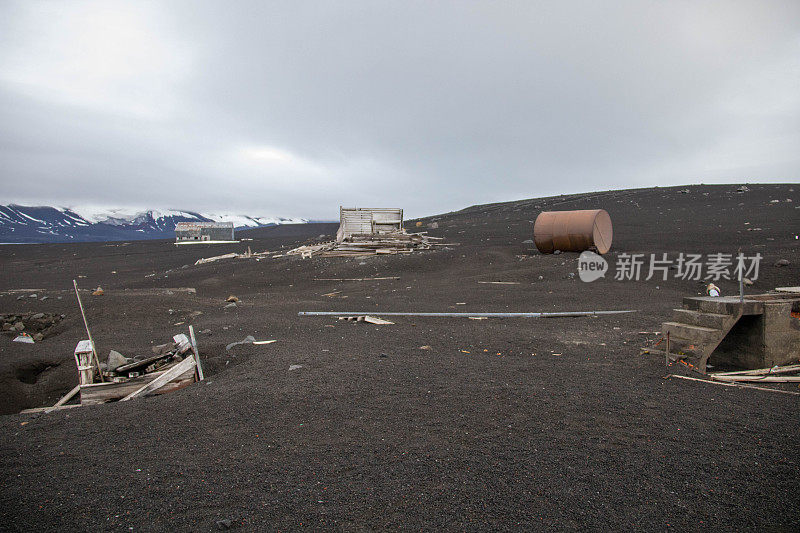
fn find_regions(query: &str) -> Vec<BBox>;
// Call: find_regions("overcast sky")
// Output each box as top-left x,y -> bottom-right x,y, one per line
1,1 -> 798,219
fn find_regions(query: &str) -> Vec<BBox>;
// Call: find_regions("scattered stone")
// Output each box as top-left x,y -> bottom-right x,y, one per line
2,323 -> 13,331
29,293 -> 37,298
40,296 -> 48,301
774,259 -> 790,267
107,350 -> 130,372
32,333 -> 43,342
216,519 -> 232,530
224,302 -> 237,309
427,222 -> 439,229
522,239 -> 533,244
13,321 -> 25,331
200,329 -> 212,335
226,295 -> 240,303
16,296 -> 24,300
31,313 -> 45,320
553,250 -> 562,255
288,364 -> 303,371
92,287 -> 104,296
419,345 -> 432,350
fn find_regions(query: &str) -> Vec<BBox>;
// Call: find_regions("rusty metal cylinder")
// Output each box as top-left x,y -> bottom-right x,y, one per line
533,209 -> 613,255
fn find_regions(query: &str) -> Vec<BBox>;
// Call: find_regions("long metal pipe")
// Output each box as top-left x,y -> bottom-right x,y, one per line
298,310 -> 636,318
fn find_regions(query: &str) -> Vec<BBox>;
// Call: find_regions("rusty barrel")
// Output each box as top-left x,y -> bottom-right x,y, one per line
533,209 -> 613,255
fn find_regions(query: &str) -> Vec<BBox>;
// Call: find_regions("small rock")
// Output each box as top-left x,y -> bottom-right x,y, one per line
379,353 -> 388,358
226,295 -> 239,303
107,350 -> 130,372
31,313 -> 45,320
201,329 -> 212,335
33,333 -> 43,342
2,323 -> 13,331
16,296 -> 24,300
13,321 -> 25,331
92,287 -> 104,296
216,519 -> 232,530
553,250 -> 561,255
774,259 -> 790,267
40,296 -> 48,301
419,345 -> 432,350
224,302 -> 237,309
29,293 -> 37,298
522,239 -> 533,244
427,222 -> 439,229
288,364 -> 303,371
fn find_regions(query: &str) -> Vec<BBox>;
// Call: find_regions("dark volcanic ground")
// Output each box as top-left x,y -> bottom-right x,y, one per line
1,184 -> 798,531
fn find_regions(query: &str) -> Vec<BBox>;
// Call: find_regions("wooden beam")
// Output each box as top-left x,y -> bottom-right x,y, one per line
73,280 -> 104,382
668,374 -> 800,395
710,364 -> 800,377
120,355 -> 196,402
46,385 -> 81,412
710,375 -> 800,383
188,325 -> 204,381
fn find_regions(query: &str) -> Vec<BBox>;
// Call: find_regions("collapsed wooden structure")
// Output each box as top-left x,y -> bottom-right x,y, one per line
286,231 -> 444,258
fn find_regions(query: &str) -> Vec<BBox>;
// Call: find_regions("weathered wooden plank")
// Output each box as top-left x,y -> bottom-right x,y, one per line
120,355 -> 196,402
80,365 -> 194,404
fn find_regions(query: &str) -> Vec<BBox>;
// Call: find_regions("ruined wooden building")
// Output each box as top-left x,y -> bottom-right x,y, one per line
336,207 -> 403,242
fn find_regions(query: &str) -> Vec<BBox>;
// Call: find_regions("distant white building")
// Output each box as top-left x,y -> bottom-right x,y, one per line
175,222 -> 234,242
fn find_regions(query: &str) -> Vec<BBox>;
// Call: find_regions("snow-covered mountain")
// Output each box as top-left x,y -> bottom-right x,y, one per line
0,204 -> 307,243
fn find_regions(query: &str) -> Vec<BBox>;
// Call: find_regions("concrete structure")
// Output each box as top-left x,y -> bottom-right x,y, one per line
659,293 -> 800,371
336,207 -> 403,242
175,222 -> 234,242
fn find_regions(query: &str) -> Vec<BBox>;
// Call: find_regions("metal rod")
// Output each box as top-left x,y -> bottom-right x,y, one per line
72,280 -> 104,382
298,310 -> 636,318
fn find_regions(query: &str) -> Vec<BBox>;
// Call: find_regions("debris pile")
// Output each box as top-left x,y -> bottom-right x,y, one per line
287,232 -> 444,258
77,331 -> 203,406
1,312 -> 63,342
194,247 -> 270,265
102,333 -> 192,380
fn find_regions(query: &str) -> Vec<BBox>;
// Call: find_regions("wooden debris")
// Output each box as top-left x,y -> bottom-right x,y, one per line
188,325 -> 204,381
120,355 -> 197,402
195,253 -> 238,265
287,231 -> 442,258
338,315 -> 395,325
710,364 -> 800,377
668,373 -> 800,395
44,385 -> 81,413
710,375 -> 800,383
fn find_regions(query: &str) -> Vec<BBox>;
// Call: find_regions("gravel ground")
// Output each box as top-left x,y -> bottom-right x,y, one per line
0,184 -> 798,531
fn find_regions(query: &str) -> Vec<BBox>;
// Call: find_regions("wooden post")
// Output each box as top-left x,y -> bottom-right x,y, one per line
73,280 -> 105,382
188,325 -> 204,381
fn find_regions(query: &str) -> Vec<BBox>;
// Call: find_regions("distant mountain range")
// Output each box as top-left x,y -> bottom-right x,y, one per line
0,204 -> 307,243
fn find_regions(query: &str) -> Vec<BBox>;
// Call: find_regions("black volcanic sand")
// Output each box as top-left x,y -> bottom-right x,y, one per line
1,185 -> 798,531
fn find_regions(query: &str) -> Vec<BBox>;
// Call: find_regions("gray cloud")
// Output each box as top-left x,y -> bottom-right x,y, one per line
1,0 -> 798,219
